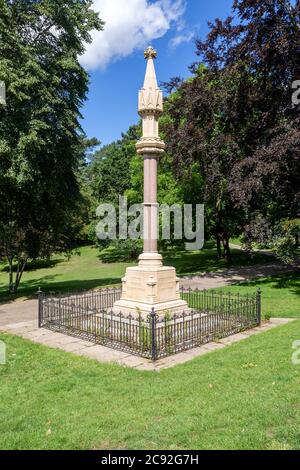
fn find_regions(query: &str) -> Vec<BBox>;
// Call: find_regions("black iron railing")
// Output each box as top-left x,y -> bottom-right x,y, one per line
38,287 -> 261,360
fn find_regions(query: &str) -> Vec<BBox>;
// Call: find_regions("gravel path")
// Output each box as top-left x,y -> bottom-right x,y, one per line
180,262 -> 300,290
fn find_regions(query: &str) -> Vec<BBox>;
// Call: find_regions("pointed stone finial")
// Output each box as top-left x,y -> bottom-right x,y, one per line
144,46 -> 157,60
136,47 -> 165,156
138,47 -> 163,116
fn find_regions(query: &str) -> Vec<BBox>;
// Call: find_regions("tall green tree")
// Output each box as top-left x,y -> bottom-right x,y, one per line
163,67 -> 245,260
0,0 -> 103,292
85,125 -> 141,247
88,125 -> 141,206
163,0 -> 300,260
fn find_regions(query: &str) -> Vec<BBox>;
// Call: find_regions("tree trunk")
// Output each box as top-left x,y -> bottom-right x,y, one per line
222,236 -> 232,263
216,234 -> 222,259
15,258 -> 27,292
8,257 -> 14,294
7,257 -> 27,294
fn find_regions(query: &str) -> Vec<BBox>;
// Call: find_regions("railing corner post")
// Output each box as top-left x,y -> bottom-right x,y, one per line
58,297 -> 62,330
37,287 -> 44,328
151,308 -> 157,361
257,288 -> 262,325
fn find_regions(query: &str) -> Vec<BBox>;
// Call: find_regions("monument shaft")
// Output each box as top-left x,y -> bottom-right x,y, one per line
143,155 -> 158,253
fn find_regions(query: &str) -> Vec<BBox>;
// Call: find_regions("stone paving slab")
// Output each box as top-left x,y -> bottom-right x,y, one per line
202,342 -> 227,350
5,321 -> 36,330
179,346 -> 212,359
218,333 -> 250,345
116,355 -> 147,368
0,300 -> 296,371
78,344 -> 132,361
0,299 -> 37,328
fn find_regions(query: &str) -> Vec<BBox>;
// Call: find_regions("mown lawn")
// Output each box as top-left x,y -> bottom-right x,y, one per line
0,243 -> 273,301
1,321 -> 300,450
218,273 -> 300,319
0,246 -> 133,301
0,245 -> 299,450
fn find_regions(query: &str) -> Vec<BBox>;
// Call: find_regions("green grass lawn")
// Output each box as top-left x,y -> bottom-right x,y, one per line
0,243 -> 274,301
217,273 -> 300,319
230,237 -> 274,252
229,237 -> 243,246
0,246 -> 134,301
0,244 -> 299,450
164,243 -> 272,275
1,321 -> 300,450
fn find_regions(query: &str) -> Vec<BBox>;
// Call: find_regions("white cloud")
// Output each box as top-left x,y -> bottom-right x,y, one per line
169,30 -> 194,49
81,0 -> 186,70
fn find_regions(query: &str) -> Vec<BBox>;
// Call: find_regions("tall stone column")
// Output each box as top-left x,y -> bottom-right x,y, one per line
113,47 -> 187,317
136,46 -> 164,268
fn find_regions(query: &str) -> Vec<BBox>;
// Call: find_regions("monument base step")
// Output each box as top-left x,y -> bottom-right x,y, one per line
113,298 -> 189,317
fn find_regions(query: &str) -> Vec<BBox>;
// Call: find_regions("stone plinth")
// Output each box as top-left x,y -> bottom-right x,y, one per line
114,258 -> 187,317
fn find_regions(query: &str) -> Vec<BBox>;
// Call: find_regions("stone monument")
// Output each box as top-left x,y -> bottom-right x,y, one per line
113,47 -> 188,316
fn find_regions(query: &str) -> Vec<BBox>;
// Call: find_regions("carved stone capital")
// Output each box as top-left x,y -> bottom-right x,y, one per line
136,137 -> 165,156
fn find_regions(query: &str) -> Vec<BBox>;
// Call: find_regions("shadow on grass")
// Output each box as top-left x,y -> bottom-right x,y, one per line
96,241 -> 273,275
1,258 -> 65,273
234,272 -> 300,294
164,247 -> 277,277
0,276 -> 122,304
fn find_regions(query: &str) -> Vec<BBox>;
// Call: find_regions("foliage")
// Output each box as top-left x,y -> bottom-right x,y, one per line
273,219 -> 300,263
76,137 -> 101,245
85,125 -> 141,246
0,0 -> 103,292
162,0 -> 300,262
162,66 -> 245,261
88,125 -> 141,206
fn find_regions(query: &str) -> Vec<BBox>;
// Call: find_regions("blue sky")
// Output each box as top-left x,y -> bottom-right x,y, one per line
80,0 -> 233,146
